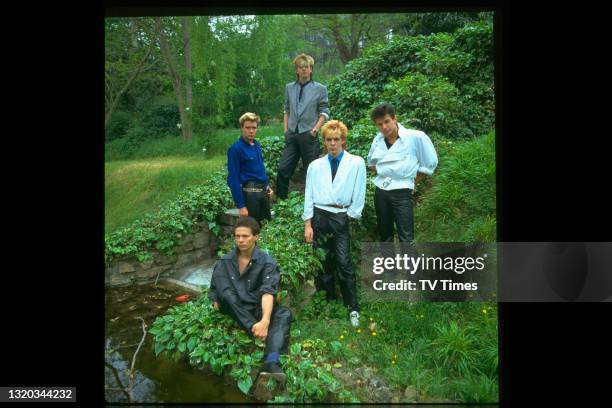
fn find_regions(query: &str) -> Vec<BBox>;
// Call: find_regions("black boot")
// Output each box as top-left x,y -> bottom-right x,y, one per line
259,361 -> 286,383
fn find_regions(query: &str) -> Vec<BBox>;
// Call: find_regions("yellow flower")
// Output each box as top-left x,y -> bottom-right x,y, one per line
392,360 -> 396,364
369,317 -> 374,321
371,332 -> 377,336
394,354 -> 398,359
357,329 -> 362,333
339,335 -> 345,340
420,314 -> 424,319
482,309 -> 487,314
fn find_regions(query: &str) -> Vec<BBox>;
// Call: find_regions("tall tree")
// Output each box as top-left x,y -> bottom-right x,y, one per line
155,17 -> 193,141
104,18 -> 158,129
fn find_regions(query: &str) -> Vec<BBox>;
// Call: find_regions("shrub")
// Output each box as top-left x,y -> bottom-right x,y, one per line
105,110 -> 132,142
140,99 -> 182,138
381,73 -> 472,139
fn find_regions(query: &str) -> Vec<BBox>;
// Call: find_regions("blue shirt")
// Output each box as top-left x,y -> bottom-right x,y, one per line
227,137 -> 269,209
327,150 -> 344,167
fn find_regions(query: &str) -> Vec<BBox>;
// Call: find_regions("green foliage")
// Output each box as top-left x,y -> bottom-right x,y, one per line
381,73 -> 473,138
327,20 -> 493,131
150,292 -> 358,402
105,110 -> 133,142
140,98 -> 181,138
415,131 -> 496,242
105,169 -> 232,265
149,291 -> 265,389
258,192 -> 323,301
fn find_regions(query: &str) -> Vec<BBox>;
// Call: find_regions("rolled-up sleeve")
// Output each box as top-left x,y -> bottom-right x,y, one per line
415,131 -> 438,176
318,86 -> 330,120
347,158 -> 366,219
259,262 -> 281,297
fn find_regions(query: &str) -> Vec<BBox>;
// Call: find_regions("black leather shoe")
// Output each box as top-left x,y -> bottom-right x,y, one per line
259,362 -> 286,383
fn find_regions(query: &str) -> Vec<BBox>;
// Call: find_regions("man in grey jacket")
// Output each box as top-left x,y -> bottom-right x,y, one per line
276,53 -> 330,199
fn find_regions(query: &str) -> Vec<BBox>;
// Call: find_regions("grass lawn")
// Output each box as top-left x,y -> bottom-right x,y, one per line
105,124 -> 283,234
105,155 -> 225,234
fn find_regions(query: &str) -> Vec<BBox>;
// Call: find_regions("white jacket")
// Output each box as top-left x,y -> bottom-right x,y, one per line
367,123 -> 438,190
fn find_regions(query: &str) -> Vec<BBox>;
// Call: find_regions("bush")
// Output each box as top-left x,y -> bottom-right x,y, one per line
105,123 -> 147,161
381,73 -> 472,138
105,110 -> 132,142
327,20 -> 493,130
140,99 -> 182,138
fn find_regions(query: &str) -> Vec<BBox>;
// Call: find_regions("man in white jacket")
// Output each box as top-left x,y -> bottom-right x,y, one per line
303,120 -> 366,327
367,103 -> 438,246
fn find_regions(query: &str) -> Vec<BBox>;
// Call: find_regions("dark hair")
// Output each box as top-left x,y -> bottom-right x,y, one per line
234,216 -> 261,235
370,102 -> 396,121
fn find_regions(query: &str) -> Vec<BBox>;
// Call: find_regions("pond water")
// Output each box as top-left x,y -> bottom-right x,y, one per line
105,282 -> 252,403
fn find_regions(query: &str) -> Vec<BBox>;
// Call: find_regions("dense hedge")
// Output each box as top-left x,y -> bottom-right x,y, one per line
327,20 -> 493,136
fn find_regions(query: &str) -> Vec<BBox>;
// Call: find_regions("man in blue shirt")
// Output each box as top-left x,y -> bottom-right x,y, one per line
227,112 -> 274,225
276,53 -> 331,199
303,120 -> 366,328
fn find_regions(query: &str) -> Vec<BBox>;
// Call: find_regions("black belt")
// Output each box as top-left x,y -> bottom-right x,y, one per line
243,181 -> 265,193
316,204 -> 349,209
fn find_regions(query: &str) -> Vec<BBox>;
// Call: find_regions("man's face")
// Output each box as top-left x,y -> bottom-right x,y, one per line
324,132 -> 343,158
234,226 -> 258,253
241,120 -> 258,143
296,63 -> 312,82
374,114 -> 398,139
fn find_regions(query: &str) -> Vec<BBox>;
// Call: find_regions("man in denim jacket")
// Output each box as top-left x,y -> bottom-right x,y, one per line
276,53 -> 330,199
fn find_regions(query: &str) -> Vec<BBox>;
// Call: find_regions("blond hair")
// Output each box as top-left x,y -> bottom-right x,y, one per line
239,112 -> 260,127
321,120 -> 348,150
293,53 -> 315,69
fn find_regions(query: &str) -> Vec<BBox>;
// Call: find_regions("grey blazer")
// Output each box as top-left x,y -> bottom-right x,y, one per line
284,80 -> 330,134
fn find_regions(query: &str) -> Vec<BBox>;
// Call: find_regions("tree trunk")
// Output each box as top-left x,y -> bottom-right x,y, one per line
181,17 -> 193,110
104,41 -> 153,129
157,18 -> 192,142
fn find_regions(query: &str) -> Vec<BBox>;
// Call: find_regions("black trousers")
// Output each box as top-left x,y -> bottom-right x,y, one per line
218,291 -> 291,356
276,130 -> 320,199
243,188 -> 271,225
374,187 -> 415,243
312,207 -> 359,312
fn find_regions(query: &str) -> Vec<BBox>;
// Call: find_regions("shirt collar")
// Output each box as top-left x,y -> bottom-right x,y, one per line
239,136 -> 258,147
227,244 -> 263,262
296,79 -> 312,87
328,149 -> 344,164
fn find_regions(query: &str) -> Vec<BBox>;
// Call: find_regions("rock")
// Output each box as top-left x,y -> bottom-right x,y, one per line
140,259 -> 154,270
403,386 -> 418,402
136,265 -> 171,280
175,249 -> 206,269
118,262 -> 135,274
371,386 -> 392,403
192,232 -> 209,249
108,274 -> 132,287
178,234 -> 194,245
218,209 -> 240,226
176,242 -> 195,253
154,252 -> 177,266
220,225 -> 234,238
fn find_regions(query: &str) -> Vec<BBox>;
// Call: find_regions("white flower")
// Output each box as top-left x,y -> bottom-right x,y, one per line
186,107 -> 190,111
176,123 -> 182,129
202,147 -> 207,152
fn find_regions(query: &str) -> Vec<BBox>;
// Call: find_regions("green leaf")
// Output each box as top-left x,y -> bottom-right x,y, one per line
304,378 -> 319,396
178,342 -> 186,352
187,337 -> 197,352
290,343 -> 301,354
237,376 -> 253,394
154,341 -> 165,356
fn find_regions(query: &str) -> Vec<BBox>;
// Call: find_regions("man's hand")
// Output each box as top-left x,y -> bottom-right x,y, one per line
304,224 -> 314,243
310,128 -> 318,137
212,301 -> 219,309
266,186 -> 274,199
251,319 -> 270,340
239,207 -> 249,217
